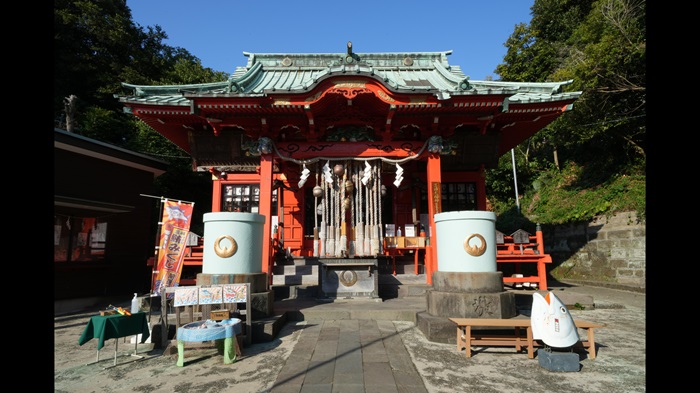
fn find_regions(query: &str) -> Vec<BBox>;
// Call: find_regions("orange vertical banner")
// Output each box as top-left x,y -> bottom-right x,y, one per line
152,200 -> 194,295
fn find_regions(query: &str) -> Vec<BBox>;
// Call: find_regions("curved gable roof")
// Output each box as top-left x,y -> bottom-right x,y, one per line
120,47 -> 581,107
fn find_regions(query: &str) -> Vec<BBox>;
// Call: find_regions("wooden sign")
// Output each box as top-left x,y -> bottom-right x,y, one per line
431,182 -> 442,213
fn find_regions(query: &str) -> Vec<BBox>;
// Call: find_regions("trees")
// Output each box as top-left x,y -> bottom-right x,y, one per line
489,0 -> 645,226
54,0 -> 225,234
54,0 -> 227,146
54,0 -> 646,229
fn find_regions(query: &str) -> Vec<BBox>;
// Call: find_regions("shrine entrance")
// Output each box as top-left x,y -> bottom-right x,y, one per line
119,42 -> 581,288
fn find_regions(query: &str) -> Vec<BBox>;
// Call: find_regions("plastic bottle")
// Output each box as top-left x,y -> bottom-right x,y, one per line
397,226 -> 402,237
131,293 -> 139,314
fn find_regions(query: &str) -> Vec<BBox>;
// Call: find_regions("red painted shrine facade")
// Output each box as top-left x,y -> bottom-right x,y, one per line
119,44 -> 581,285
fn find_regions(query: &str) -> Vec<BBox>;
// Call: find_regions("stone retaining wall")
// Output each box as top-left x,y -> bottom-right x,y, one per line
542,211 -> 645,290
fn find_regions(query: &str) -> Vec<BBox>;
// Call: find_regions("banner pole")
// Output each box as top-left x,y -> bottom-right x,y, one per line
140,193 -> 196,205
140,194 -> 195,325
145,196 -> 165,324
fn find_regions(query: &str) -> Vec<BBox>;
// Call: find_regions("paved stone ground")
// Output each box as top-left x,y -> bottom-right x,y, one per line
54,282 -> 645,392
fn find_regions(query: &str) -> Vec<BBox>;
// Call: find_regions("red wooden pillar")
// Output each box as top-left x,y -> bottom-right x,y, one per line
259,154 -> 273,285
209,168 -> 225,212
425,152 -> 442,285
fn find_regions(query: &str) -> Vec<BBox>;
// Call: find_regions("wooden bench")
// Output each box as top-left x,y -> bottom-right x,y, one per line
496,225 -> 552,290
449,317 -> 606,359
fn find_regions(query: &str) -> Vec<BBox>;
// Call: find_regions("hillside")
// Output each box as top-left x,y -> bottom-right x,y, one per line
490,161 -> 646,234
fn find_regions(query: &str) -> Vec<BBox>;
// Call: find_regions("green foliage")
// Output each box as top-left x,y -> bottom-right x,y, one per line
524,162 -> 644,224
55,0 -> 227,131
496,23 -> 560,82
55,0 -> 647,236
55,0 -> 141,115
530,0 -> 595,42
54,0 -> 221,237
161,58 -> 228,85
491,161 -> 645,229
77,106 -> 137,147
490,0 -> 645,228
131,120 -> 187,158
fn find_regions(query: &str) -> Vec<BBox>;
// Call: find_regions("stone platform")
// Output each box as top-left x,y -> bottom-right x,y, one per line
417,271 -> 516,343
318,258 -> 380,300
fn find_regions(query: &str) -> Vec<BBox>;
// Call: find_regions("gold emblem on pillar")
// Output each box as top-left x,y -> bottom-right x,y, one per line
463,234 -> 487,256
214,235 -> 238,258
338,270 -> 358,287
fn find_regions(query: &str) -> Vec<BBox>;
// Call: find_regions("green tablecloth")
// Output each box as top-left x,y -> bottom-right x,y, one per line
78,312 -> 150,350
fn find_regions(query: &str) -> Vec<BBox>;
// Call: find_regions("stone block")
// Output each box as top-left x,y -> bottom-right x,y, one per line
250,291 -> 275,319
415,311 -> 457,343
252,314 -> 288,343
319,262 -> 379,299
432,271 -> 504,293
537,348 -> 580,372
426,290 -> 516,318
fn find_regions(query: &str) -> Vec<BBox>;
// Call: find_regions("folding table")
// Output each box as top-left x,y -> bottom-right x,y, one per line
78,311 -> 150,368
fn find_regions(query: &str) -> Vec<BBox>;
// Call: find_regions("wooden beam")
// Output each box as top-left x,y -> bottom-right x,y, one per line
274,141 -> 426,160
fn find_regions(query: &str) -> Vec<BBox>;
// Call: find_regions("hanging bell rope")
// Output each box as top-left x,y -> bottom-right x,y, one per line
348,162 -> 356,257
371,163 -> 380,256
364,160 -> 373,256
313,166 -> 320,257
377,162 -> 383,254
356,162 -> 365,257
338,163 -> 348,257
325,173 -> 334,256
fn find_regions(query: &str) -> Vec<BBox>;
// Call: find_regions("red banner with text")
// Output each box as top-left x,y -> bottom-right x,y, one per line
152,200 -> 194,295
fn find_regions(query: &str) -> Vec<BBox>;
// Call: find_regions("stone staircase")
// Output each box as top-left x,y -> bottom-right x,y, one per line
271,256 -> 321,286
270,254 -> 431,300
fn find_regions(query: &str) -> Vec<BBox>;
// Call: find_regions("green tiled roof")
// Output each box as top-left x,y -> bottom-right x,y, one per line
120,47 -> 581,107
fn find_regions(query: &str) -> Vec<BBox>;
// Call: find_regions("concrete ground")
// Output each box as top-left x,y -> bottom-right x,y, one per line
54,280 -> 645,393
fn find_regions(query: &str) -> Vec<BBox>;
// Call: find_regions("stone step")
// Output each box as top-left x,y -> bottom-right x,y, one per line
270,256 -> 429,300
271,268 -> 427,286
271,273 -> 319,286
379,282 -> 431,299
271,284 -> 320,300
271,274 -> 431,300
275,257 -> 321,266
271,264 -> 319,276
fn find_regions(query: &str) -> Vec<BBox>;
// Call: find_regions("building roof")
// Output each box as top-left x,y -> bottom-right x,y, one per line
54,128 -> 170,213
54,128 -> 169,177
117,44 -> 582,172
120,46 -> 581,108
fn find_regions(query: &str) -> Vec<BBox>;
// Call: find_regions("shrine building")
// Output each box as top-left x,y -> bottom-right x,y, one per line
118,42 -> 582,287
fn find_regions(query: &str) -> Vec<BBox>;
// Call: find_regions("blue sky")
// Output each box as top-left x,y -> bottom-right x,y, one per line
127,0 -> 534,81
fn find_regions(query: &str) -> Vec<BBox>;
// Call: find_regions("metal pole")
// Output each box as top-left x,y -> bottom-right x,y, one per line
139,193 -> 195,205
143,195 -> 165,324
511,149 -> 520,213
